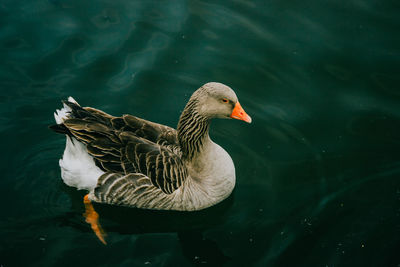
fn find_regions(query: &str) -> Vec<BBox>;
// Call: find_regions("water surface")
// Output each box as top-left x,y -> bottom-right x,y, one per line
1,0 -> 399,266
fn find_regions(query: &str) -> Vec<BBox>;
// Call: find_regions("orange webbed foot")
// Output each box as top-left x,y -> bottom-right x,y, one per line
83,194 -> 107,245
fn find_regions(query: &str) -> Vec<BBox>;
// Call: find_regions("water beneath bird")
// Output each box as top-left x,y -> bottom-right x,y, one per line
1,0 -> 399,266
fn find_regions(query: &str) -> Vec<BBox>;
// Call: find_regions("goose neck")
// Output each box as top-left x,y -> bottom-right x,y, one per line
177,100 -> 210,160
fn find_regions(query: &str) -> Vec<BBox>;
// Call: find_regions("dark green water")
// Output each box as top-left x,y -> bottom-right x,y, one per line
1,0 -> 400,266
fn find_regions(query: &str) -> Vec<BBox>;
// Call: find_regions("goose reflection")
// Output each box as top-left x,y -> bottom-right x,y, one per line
62,186 -> 233,265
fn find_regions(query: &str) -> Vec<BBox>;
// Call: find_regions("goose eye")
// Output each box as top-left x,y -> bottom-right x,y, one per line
221,98 -> 228,103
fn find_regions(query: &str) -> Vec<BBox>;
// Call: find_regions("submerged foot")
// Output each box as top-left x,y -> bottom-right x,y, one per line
83,194 -> 107,245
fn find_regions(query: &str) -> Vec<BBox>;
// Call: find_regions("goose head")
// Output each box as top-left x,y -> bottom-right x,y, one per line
190,82 -> 252,123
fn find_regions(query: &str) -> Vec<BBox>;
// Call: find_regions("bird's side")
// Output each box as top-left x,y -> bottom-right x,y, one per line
51,82 -> 251,242
52,98 -> 191,210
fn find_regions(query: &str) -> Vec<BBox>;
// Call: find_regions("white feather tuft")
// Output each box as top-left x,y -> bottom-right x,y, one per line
54,105 -> 71,124
67,96 -> 79,105
53,96 -> 80,124
54,97 -> 101,191
59,137 -> 104,191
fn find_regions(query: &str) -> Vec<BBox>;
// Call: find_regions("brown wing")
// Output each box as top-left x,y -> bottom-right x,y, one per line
90,172 -> 174,209
54,100 -> 187,194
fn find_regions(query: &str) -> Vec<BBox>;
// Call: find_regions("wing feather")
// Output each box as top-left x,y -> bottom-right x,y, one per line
60,102 -> 187,195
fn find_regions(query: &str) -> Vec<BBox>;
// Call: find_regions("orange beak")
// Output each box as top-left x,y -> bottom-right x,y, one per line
230,101 -> 252,123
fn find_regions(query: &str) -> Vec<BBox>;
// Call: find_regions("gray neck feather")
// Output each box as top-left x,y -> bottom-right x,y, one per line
177,98 -> 210,161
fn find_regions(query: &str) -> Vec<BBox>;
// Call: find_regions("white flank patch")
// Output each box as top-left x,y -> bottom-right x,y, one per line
59,136 -> 104,191
54,97 -> 103,191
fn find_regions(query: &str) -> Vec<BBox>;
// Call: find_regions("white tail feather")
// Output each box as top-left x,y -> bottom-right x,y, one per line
53,96 -> 79,124
54,97 -> 103,191
54,104 -> 71,124
59,137 -> 104,190
67,96 -> 78,104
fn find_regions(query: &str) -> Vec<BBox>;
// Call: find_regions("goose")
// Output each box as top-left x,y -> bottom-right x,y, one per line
51,82 -> 251,243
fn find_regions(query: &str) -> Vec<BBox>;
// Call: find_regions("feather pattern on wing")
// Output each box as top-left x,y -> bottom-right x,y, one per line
56,100 -> 187,196
90,172 -> 177,209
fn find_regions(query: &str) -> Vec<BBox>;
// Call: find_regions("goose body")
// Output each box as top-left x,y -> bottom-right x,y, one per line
52,82 -> 251,211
